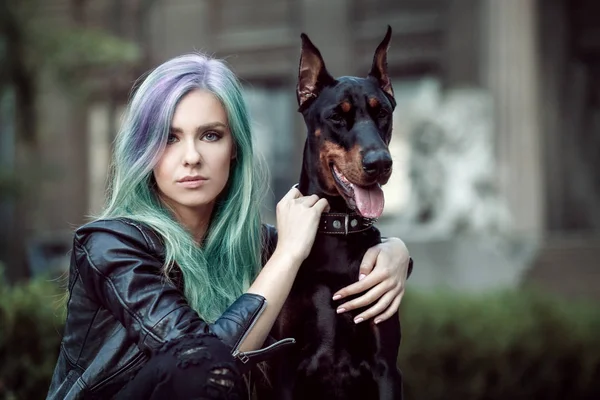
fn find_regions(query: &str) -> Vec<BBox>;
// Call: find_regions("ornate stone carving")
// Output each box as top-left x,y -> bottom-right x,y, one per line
402,87 -> 512,237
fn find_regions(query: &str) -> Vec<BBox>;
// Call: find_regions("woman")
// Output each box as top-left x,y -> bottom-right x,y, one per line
47,53 -> 412,399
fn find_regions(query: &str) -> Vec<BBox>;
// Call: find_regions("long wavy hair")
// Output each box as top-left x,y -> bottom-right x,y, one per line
99,53 -> 267,323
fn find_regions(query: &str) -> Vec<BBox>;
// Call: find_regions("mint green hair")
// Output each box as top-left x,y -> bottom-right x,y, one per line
99,53 -> 267,323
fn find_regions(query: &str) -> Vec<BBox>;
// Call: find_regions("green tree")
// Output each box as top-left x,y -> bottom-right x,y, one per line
0,0 -> 141,280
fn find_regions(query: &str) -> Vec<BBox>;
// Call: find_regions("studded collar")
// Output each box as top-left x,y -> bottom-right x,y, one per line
318,212 -> 377,235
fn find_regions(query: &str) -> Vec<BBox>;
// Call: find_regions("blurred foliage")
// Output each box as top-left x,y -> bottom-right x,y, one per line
33,26 -> 140,90
0,267 -> 66,400
400,289 -> 600,400
0,0 -> 140,203
0,269 -> 599,400
0,0 -> 140,90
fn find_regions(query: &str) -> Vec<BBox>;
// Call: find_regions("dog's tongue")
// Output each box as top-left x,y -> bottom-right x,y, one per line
352,184 -> 384,219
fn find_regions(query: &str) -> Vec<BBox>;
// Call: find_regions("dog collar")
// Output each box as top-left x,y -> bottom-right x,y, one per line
318,213 -> 376,235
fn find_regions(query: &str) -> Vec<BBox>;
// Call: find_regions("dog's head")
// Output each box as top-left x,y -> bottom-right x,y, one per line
296,26 -> 396,219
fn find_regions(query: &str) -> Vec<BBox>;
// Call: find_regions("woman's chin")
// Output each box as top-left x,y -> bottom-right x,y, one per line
179,198 -> 216,210
160,193 -> 217,213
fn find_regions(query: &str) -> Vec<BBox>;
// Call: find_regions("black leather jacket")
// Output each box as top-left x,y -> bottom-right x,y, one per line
47,218 -> 291,400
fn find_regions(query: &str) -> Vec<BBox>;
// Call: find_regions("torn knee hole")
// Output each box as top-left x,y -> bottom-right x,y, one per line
208,367 -> 236,388
208,377 -> 235,388
211,367 -> 229,375
175,346 -> 211,368
177,346 -> 207,358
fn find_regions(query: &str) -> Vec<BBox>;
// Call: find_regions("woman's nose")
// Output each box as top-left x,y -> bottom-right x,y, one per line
183,141 -> 202,166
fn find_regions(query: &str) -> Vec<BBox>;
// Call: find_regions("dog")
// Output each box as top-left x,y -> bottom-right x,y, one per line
257,26 -> 407,400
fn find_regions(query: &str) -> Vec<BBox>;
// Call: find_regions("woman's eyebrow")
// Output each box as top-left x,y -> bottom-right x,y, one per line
169,122 -> 228,133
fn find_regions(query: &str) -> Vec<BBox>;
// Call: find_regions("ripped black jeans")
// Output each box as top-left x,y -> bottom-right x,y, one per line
115,334 -> 246,400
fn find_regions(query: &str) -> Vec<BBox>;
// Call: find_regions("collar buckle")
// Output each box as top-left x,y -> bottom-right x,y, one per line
318,212 -> 377,235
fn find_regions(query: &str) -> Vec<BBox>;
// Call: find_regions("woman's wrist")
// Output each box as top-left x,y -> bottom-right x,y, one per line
382,237 -> 409,256
270,246 -> 304,271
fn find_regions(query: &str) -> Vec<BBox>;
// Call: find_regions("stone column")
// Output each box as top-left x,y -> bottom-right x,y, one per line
537,0 -> 567,231
443,0 -> 484,88
0,90 -> 18,279
482,0 -> 544,235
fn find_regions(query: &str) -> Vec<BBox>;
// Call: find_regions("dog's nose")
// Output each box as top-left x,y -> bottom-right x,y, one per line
362,150 -> 392,176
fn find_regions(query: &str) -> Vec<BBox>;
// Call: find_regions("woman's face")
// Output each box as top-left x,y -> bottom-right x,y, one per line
153,89 -> 235,218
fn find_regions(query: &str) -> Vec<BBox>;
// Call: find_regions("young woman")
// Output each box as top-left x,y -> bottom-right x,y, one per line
47,53 -> 412,400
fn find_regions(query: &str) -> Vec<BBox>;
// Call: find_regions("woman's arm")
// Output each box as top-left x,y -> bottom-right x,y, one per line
238,187 -> 328,352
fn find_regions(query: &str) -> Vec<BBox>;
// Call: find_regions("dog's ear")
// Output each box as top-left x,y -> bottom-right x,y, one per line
368,26 -> 395,106
297,33 -> 335,112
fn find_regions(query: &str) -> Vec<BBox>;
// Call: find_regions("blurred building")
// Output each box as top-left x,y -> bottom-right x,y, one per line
0,0 -> 598,299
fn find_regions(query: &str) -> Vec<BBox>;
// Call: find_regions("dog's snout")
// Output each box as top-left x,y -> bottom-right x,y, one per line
362,150 -> 392,176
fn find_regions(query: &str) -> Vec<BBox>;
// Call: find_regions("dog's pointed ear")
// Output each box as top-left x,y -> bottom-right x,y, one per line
368,26 -> 395,104
297,33 -> 335,112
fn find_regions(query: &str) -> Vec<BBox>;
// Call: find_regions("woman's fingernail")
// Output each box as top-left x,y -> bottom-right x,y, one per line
332,294 -> 342,301
374,318 -> 382,324
336,307 -> 346,314
354,317 -> 364,324
359,273 -> 366,281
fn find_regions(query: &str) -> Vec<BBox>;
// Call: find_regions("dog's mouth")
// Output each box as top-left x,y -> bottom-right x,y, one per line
330,164 -> 385,219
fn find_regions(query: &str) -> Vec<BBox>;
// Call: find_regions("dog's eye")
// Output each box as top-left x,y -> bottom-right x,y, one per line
328,112 -> 344,124
377,108 -> 390,119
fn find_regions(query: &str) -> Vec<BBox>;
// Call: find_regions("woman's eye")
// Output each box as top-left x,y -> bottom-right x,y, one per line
203,131 -> 221,142
166,134 -> 178,144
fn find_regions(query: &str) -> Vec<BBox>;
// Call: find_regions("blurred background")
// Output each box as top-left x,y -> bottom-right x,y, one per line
0,0 -> 599,399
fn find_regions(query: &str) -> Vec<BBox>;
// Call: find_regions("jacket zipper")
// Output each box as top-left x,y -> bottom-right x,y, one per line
230,299 -> 267,361
233,337 -> 296,364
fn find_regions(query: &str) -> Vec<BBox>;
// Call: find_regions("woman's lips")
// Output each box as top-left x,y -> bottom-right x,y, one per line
177,176 -> 208,188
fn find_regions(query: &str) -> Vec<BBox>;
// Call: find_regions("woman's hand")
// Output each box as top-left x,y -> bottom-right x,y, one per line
274,186 -> 329,263
332,237 -> 410,324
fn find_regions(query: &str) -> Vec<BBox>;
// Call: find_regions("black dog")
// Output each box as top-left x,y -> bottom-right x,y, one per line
258,27 -> 407,400
259,26 -> 412,400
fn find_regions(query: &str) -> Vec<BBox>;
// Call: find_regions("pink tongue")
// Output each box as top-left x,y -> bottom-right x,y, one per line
352,184 -> 385,219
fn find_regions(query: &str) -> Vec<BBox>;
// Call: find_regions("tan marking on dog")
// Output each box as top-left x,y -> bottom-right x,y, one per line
319,141 -> 346,195
319,141 -> 381,196
368,97 -> 379,108
314,128 -> 321,138
341,144 -> 368,185
341,101 -> 352,113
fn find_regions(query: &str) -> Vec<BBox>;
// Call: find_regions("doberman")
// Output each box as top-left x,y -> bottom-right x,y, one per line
258,26 -> 408,400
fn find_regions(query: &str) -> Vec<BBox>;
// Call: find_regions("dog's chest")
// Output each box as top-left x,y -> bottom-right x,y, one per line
284,231 -> 381,351
296,231 -> 378,291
